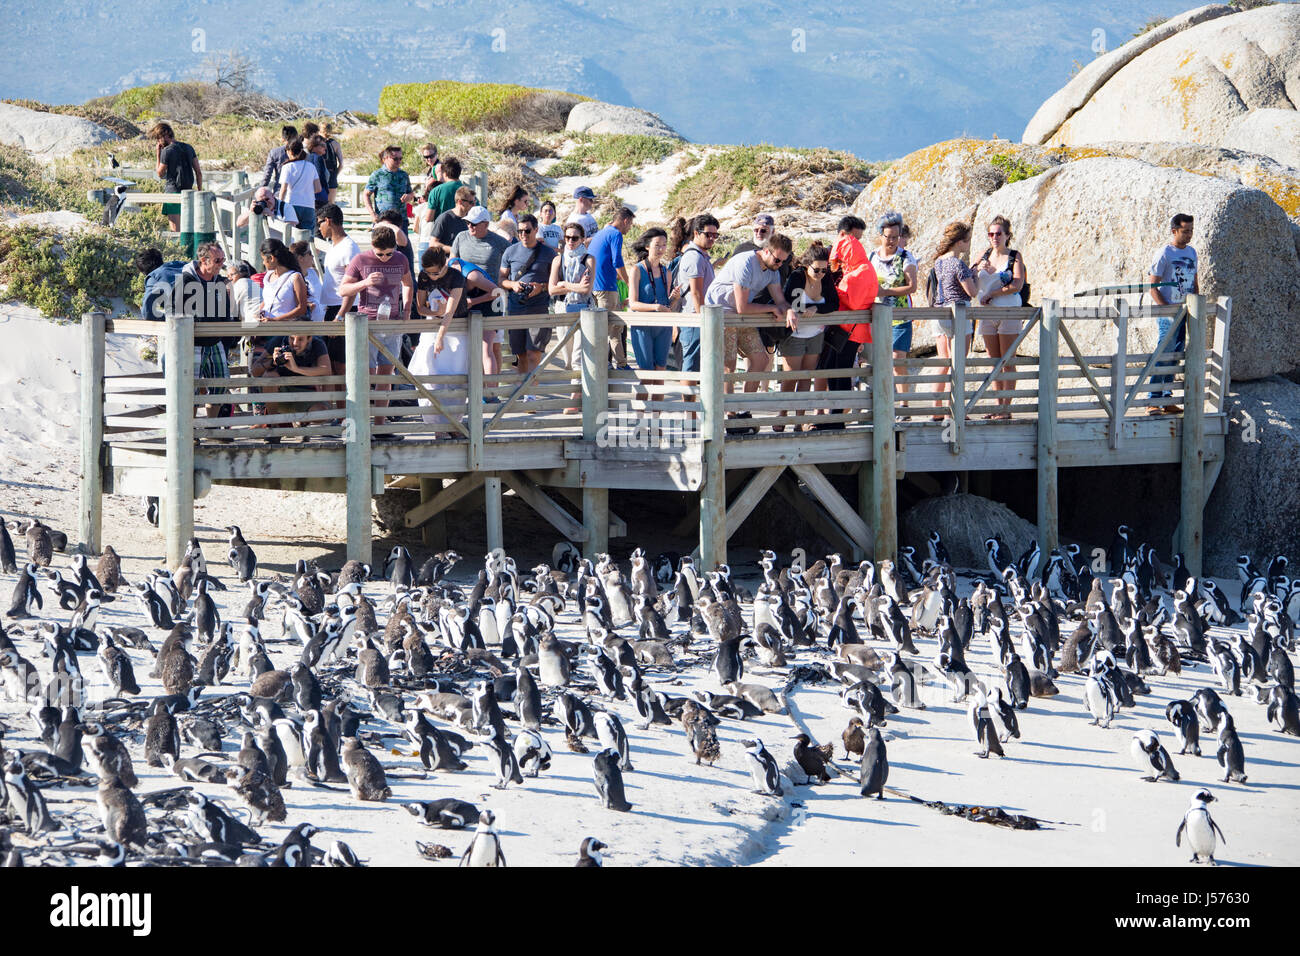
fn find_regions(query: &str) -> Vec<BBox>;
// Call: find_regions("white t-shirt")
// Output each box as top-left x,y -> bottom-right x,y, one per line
1149,243 -> 1198,304
538,223 -> 563,250
279,159 -> 319,207
566,210 -> 598,238
322,236 -> 361,307
704,250 -> 779,310
303,267 -> 324,321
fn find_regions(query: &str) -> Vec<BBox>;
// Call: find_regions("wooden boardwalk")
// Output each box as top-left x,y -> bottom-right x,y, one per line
79,295 -> 1230,576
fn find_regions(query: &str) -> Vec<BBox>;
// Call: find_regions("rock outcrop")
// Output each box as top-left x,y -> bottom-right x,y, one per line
565,101 -> 681,140
1023,4 -> 1300,169
900,493 -> 1037,572
1204,376 -> 1300,577
968,157 -> 1300,381
0,102 -> 118,159
1227,109 -> 1300,172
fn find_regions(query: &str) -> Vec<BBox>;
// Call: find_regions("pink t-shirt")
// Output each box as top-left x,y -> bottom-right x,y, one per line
343,250 -> 408,318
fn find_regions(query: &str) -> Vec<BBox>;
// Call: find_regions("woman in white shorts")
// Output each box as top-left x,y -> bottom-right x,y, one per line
974,215 -> 1028,419
411,248 -> 470,432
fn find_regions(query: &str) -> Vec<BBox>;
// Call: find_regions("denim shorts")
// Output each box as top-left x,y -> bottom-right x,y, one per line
630,325 -> 673,369
891,321 -> 913,352
369,332 -> 404,369
678,325 -> 701,373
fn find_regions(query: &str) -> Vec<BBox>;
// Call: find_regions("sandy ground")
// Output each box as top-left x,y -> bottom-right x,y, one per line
0,303 -> 1296,867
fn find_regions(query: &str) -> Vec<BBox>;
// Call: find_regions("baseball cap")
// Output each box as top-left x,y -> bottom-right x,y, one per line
573,186 -> 596,200
464,205 -> 491,225
754,214 -> 775,227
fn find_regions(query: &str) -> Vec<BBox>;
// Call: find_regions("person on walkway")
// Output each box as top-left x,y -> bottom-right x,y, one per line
674,214 -> 720,379
318,121 -> 343,203
256,238 -> 310,323
249,331 -> 333,424
778,242 -> 839,431
869,211 -> 918,415
499,213 -> 557,376
290,240 -> 325,322
365,146 -> 414,229
588,206 -> 637,369
277,138 -> 321,235
450,205 -> 512,379
566,186 -> 599,239
1146,212 -> 1199,415
497,186 -> 530,233
928,221 -> 980,420
337,227 -> 414,431
430,186 -> 475,255
705,235 -> 797,431
412,247 -> 473,431
733,213 -> 775,255
150,122 -> 201,232
425,157 -> 468,219
973,214 -> 1027,419
538,201 -> 563,250
317,203 -> 360,374
260,125 -> 297,191
626,226 -> 681,373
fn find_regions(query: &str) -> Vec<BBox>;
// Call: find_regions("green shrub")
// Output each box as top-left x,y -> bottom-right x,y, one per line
989,152 -> 1045,184
569,134 -> 676,169
546,157 -> 586,178
377,83 -> 428,124
0,220 -> 171,316
664,145 -> 869,219
84,83 -> 181,122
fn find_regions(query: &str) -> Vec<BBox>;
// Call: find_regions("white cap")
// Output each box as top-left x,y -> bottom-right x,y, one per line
464,205 -> 491,225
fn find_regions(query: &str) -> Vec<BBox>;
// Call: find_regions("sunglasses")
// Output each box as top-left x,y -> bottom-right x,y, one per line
770,253 -> 789,266
808,266 -> 828,274
988,231 -> 1005,237
518,227 -> 535,235
701,231 -> 719,239
421,153 -> 435,160
374,251 -> 395,259
755,227 -> 770,235
565,235 -> 583,242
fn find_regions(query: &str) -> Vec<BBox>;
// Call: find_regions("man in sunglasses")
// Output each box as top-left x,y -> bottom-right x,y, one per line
705,235 -> 799,428
675,214 -> 720,375
500,214 -> 558,376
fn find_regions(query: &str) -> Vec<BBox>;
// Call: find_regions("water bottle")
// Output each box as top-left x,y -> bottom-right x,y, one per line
377,295 -> 392,323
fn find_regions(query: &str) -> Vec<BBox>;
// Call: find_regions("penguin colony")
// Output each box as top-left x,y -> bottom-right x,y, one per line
0,512 -> 1295,867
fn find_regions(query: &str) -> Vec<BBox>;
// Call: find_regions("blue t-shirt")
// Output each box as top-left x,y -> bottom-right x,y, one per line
141,260 -> 186,320
587,225 -> 624,292
1150,244 -> 1198,304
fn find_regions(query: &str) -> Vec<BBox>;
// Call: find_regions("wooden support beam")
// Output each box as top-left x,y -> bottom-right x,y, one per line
467,311 -> 484,470
546,484 -> 626,538
698,305 -> 727,568
484,476 -> 504,552
870,304 -> 898,561
1109,299 -> 1128,450
503,471 -> 586,543
772,472 -> 857,557
163,311 -> 194,567
345,310 -> 372,563
949,301 -> 967,455
1036,298 -> 1060,554
79,312 -> 106,556
790,463 -> 870,560
581,308 -> 610,559
1180,295 -> 1207,576
404,472 -> 487,528
724,465 -> 785,540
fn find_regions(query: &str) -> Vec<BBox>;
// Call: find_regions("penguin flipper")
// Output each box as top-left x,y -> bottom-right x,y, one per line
1175,819 -> 1185,846
1211,820 -> 1226,845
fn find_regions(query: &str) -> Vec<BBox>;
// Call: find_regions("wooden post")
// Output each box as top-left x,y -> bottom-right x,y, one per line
247,206 -> 266,272
949,300 -> 967,455
163,311 -> 194,567
345,310 -> 372,563
485,475 -> 504,552
870,305 -> 897,561
78,312 -> 106,555
194,190 -> 216,249
419,477 -> 447,549
1036,299 -> 1060,554
467,311 -> 484,471
1180,295 -> 1207,576
580,308 -> 610,559
1109,298 -> 1128,449
698,305 -> 727,569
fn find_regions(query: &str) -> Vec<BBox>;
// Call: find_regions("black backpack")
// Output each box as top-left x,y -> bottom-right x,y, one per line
978,248 -> 1030,306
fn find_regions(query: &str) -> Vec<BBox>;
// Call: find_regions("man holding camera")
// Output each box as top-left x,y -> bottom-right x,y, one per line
500,213 -> 557,376
249,332 -> 333,438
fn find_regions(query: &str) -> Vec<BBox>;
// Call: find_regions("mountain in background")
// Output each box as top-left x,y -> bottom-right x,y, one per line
1,0 -> 1197,158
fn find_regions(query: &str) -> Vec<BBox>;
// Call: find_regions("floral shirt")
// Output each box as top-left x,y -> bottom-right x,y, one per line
365,167 -> 412,215
870,249 -> 917,320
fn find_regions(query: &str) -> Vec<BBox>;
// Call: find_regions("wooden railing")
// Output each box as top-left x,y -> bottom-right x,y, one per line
83,296 -> 1230,573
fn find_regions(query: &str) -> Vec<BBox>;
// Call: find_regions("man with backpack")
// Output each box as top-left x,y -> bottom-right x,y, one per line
149,122 -> 201,232
260,125 -> 298,191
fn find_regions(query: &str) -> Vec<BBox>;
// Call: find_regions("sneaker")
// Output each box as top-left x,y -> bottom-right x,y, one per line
616,364 -> 633,372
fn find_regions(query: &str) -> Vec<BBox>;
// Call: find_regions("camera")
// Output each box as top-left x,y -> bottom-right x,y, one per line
251,201 -> 266,216
273,347 -> 290,367
519,282 -> 535,297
